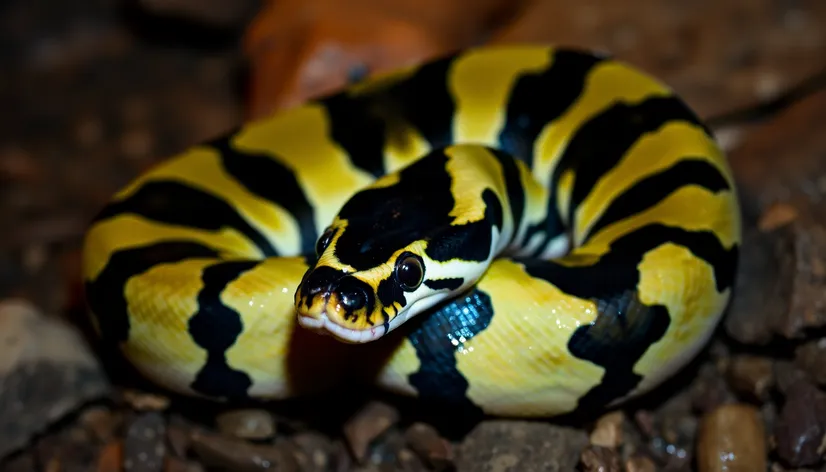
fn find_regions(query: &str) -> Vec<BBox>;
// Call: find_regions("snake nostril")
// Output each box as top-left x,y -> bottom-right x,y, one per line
339,286 -> 367,311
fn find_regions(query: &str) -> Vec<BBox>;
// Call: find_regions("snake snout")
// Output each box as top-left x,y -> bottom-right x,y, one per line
295,268 -> 381,342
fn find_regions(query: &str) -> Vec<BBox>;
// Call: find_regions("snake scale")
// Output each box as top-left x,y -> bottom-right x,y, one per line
81,44 -> 741,417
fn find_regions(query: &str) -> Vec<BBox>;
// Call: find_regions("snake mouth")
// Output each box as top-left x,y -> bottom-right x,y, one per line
297,309 -> 387,343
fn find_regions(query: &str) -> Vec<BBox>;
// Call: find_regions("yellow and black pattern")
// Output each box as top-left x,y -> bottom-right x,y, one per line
81,44 -> 741,417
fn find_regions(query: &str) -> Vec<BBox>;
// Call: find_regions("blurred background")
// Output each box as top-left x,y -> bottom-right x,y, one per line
1,0 -> 826,471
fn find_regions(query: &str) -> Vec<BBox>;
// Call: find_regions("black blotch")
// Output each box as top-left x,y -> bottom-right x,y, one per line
424,277 -> 464,291
315,52 -> 459,178
583,158 -> 732,242
93,180 -> 277,258
376,276 -> 405,328
524,94 -> 711,258
563,96 -> 711,232
302,252 -> 319,268
498,49 -> 605,167
406,289 -> 493,421
426,188 -> 503,263
568,296 -> 670,411
209,135 -> 319,257
381,54 -> 458,148
85,241 -> 219,343
333,149 -> 506,269
317,92 -> 390,178
376,276 -> 406,308
482,188 -> 504,230
424,189 -> 501,262
334,150 -> 450,269
488,148 -> 526,244
189,260 -> 260,399
518,223 -> 738,406
497,50 -> 605,252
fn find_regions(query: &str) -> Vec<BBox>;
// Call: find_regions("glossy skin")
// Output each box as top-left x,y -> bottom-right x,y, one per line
82,44 -> 741,417
294,145 -> 529,343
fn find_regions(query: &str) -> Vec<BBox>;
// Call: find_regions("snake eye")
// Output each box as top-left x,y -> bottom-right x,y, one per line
395,252 -> 424,291
316,229 -> 334,256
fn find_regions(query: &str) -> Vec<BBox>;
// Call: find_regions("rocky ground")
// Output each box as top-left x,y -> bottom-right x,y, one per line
2,0 -> 826,471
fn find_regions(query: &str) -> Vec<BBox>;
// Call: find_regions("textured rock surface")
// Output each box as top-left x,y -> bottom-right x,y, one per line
457,421 -> 588,472
0,299 -> 109,458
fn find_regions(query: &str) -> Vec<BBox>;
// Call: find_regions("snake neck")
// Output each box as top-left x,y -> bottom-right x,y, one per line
295,143 -> 543,341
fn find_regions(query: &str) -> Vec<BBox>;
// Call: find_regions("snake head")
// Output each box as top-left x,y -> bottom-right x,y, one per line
294,147 -> 503,342
294,220 -> 457,343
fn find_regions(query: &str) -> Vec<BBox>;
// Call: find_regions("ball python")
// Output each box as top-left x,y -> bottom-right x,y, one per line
81,44 -> 741,418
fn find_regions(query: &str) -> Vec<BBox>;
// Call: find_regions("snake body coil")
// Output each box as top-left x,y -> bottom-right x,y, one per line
82,45 -> 741,417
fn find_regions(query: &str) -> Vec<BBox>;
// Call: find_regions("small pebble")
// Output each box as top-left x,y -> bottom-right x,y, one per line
727,355 -> 775,402
332,440 -> 353,472
457,420 -> 588,471
404,422 -> 454,471
794,338 -> 826,386
366,426 -> 407,466
164,456 -> 205,472
190,431 -> 299,472
580,445 -> 621,472
123,412 -> 166,472
633,411 -> 655,438
291,432 -> 334,472
342,401 -> 400,463
215,409 -> 275,440
79,406 -> 119,443
643,396 -> 696,468
165,415 -> 193,459
625,454 -> 657,472
691,363 -> 736,413
774,379 -> 826,467
121,389 -> 171,412
773,360 -> 810,395
589,411 -> 624,449
697,403 -> 767,472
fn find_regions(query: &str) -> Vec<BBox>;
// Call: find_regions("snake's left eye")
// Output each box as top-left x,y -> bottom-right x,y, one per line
316,229 -> 334,256
395,252 -> 424,291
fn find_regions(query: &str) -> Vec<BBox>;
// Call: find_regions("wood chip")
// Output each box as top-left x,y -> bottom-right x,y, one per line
758,202 -> 799,231
404,422 -> 454,470
342,401 -> 400,463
